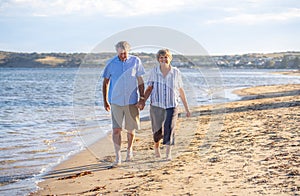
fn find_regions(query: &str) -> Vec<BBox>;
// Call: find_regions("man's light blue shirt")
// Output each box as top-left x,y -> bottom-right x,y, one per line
102,55 -> 145,106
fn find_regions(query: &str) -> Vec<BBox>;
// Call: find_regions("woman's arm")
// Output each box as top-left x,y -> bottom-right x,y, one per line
144,85 -> 153,101
179,87 -> 191,117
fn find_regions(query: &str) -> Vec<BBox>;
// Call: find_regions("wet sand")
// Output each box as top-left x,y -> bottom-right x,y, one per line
31,83 -> 300,196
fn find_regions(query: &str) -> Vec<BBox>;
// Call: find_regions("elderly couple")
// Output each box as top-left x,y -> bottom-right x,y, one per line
102,41 -> 190,166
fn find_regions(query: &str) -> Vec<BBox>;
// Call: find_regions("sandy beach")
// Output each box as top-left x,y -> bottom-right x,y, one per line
31,83 -> 300,196
271,70 -> 300,76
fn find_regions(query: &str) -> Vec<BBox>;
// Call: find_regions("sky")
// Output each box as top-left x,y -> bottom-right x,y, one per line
0,0 -> 299,55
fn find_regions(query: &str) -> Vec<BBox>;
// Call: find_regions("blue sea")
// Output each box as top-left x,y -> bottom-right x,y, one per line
0,67 -> 299,195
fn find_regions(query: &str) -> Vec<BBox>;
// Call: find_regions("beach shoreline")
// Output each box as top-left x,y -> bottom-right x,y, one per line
31,83 -> 300,196
271,70 -> 300,76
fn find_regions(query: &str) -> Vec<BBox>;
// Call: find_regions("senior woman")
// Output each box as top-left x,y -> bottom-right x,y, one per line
143,49 -> 190,160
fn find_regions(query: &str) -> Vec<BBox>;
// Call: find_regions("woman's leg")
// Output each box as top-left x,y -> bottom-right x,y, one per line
150,106 -> 164,157
165,145 -> 172,160
163,107 -> 178,160
154,141 -> 161,158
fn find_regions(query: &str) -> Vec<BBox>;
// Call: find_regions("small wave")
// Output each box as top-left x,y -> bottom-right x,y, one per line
0,144 -> 31,151
55,129 -> 79,135
10,155 -> 60,163
0,174 -> 34,186
43,139 -> 56,145
0,159 -> 17,165
21,147 -> 56,154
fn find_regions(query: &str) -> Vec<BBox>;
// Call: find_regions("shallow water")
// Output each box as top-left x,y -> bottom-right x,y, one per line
0,67 -> 299,195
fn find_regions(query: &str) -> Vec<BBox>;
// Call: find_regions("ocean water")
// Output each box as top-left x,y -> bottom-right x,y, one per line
0,67 -> 299,195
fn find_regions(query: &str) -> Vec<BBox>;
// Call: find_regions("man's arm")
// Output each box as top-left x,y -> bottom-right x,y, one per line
102,78 -> 111,111
137,76 -> 145,97
136,76 -> 145,110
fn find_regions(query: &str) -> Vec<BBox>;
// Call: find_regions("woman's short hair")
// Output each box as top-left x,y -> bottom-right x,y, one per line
156,49 -> 173,61
115,41 -> 131,51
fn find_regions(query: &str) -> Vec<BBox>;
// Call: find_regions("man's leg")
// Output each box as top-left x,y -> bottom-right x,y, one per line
112,128 -> 122,165
126,130 -> 135,161
111,104 -> 124,165
125,105 -> 139,161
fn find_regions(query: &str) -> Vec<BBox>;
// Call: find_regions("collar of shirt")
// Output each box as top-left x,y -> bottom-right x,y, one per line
113,55 -> 134,63
155,65 -> 174,77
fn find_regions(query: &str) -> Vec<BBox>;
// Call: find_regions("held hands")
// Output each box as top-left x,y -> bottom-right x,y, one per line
136,99 -> 145,110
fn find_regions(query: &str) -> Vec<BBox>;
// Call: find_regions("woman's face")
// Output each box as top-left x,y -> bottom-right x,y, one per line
158,55 -> 171,66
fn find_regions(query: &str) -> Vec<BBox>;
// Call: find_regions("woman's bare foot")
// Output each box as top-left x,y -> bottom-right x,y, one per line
166,145 -> 172,161
154,147 -> 161,158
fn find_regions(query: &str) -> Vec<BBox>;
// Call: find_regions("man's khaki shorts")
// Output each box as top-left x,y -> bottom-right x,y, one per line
111,104 -> 140,131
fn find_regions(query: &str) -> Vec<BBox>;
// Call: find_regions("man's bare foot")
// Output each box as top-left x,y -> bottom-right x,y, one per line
125,150 -> 133,162
110,158 -> 121,168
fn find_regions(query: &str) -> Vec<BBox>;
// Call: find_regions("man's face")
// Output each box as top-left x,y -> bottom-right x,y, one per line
117,48 -> 128,62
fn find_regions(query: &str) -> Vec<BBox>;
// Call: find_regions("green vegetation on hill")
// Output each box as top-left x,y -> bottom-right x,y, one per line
0,51 -> 299,69
0,51 -> 85,68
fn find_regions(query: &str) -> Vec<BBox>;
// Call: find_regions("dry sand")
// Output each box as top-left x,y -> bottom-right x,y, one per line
31,83 -> 300,196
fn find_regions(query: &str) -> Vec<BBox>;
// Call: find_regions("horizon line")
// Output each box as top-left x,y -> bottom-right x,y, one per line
1,49 -> 300,56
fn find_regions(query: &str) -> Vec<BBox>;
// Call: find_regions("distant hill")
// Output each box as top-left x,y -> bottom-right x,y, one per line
0,51 -> 299,69
0,51 -> 86,68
